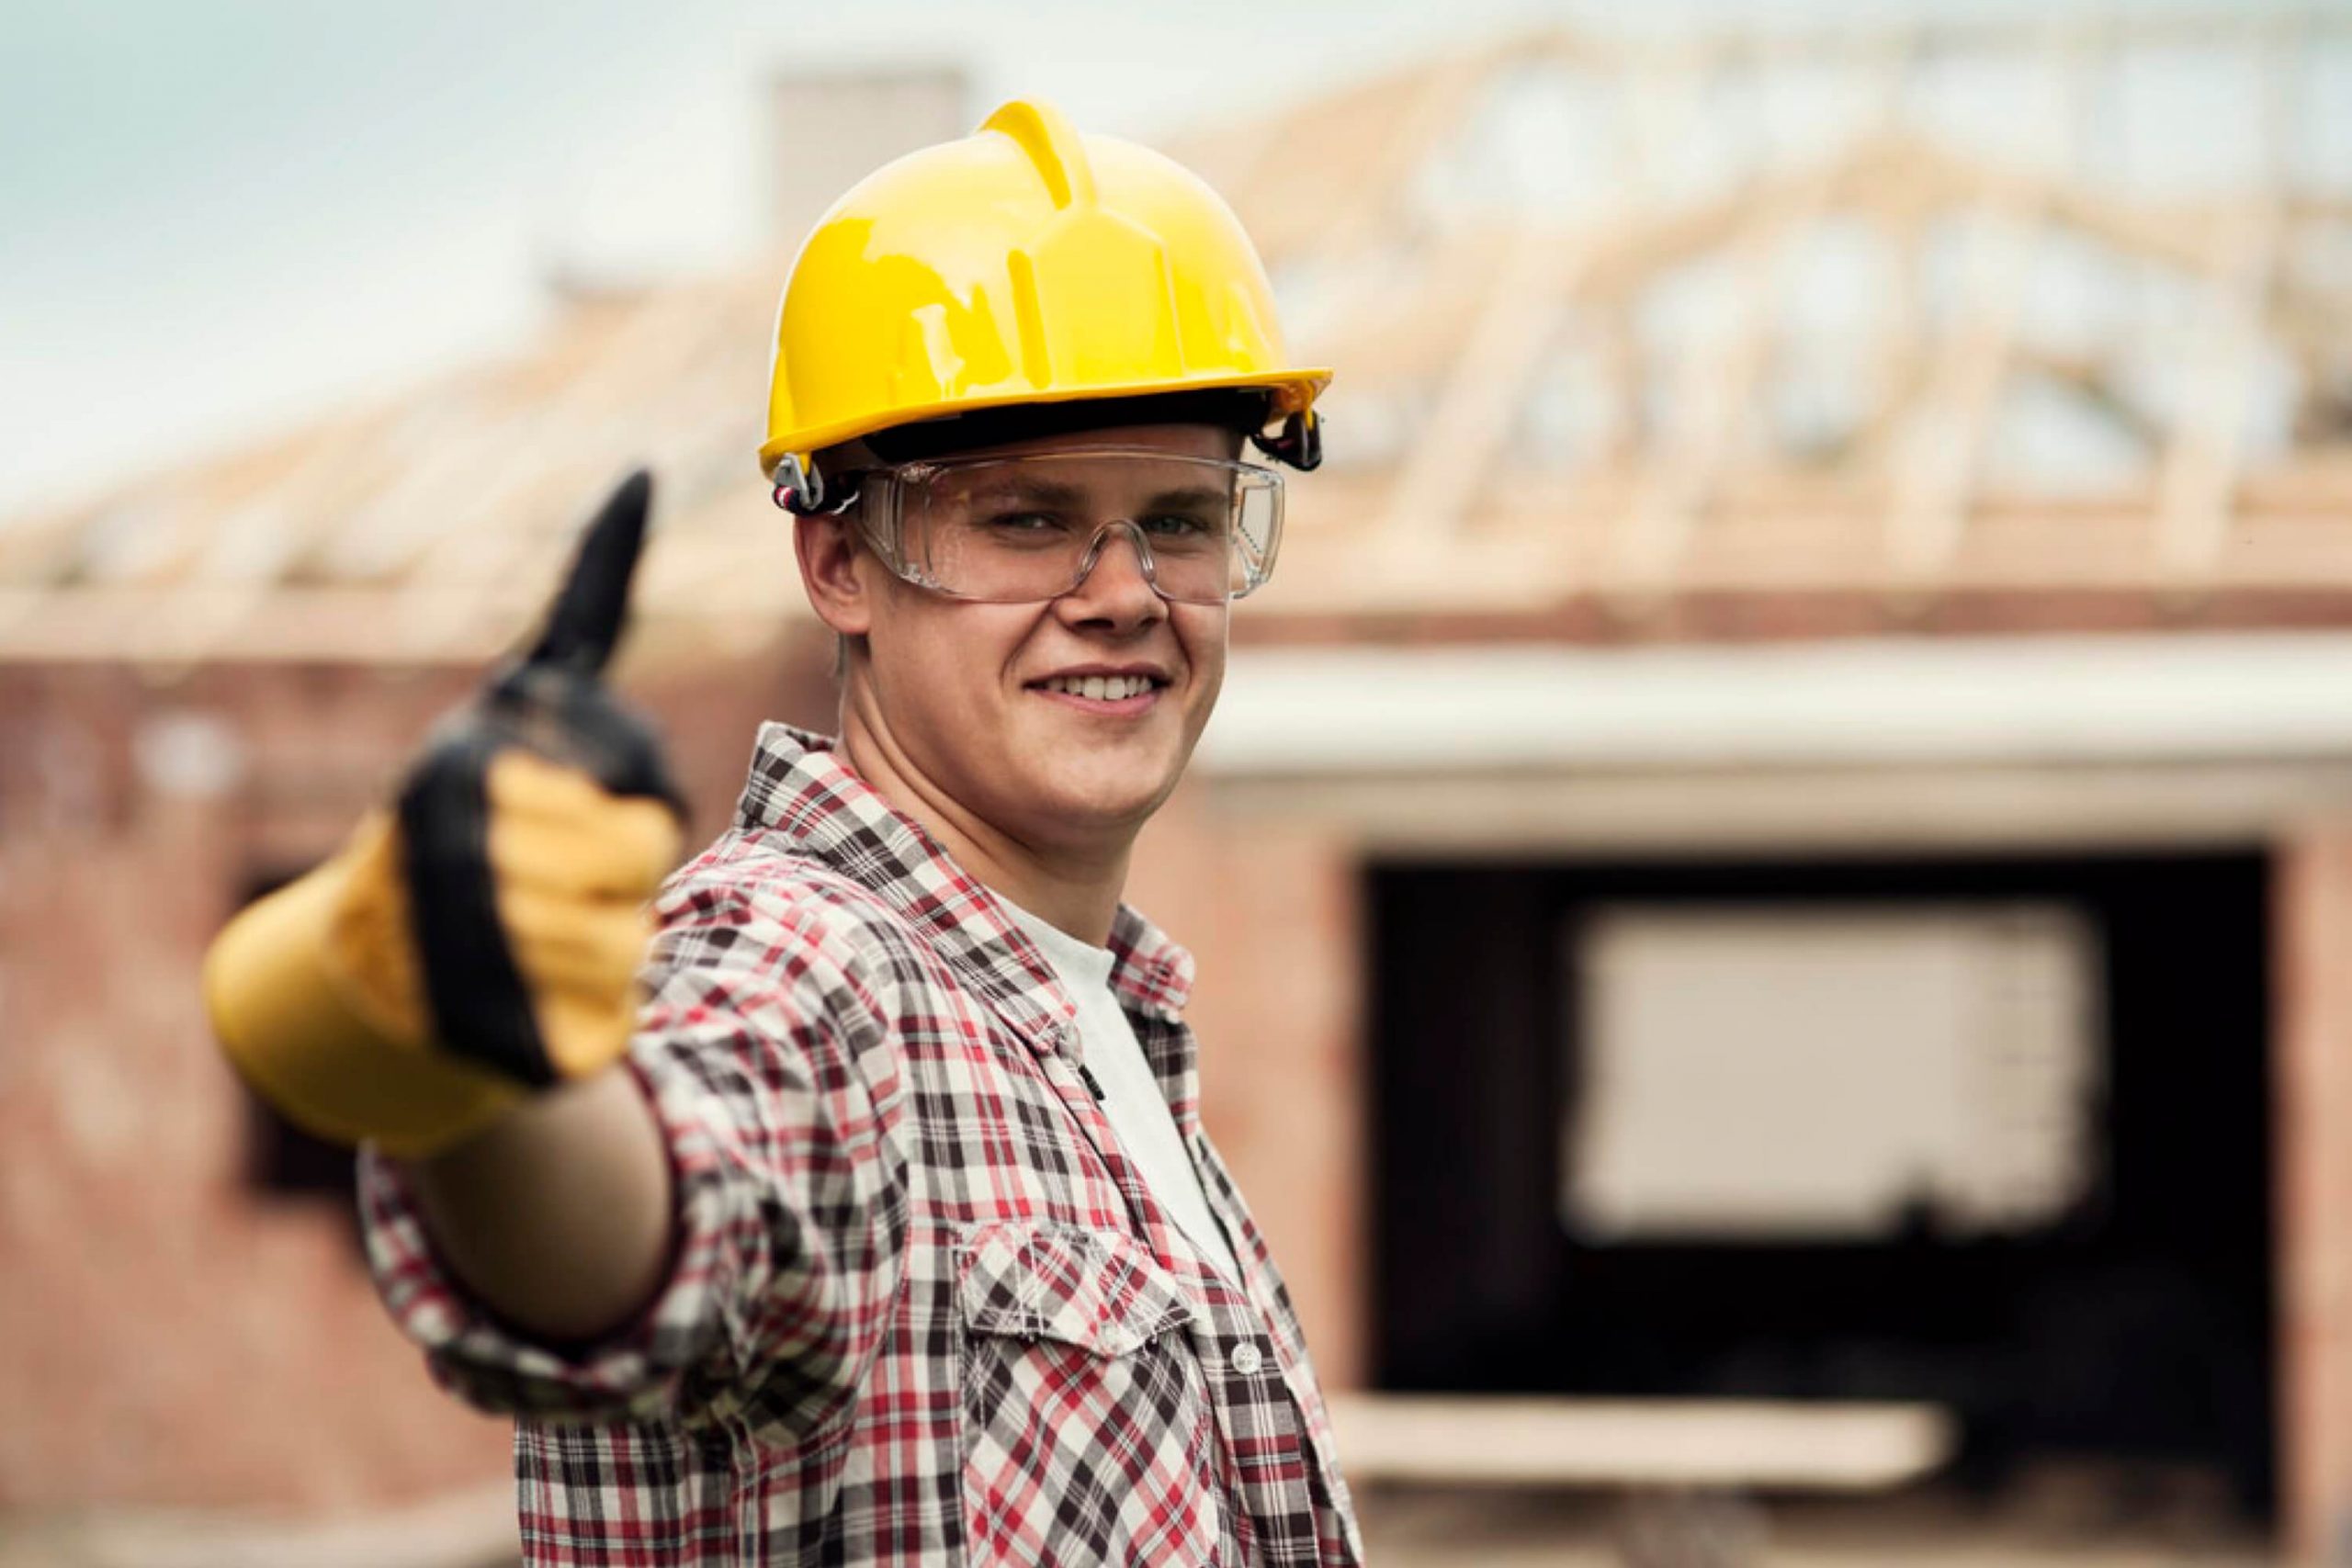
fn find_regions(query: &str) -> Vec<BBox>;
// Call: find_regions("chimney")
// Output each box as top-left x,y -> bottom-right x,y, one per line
771,67 -> 971,248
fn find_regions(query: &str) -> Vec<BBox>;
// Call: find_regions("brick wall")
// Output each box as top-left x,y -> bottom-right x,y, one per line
0,662 -> 502,1509
1128,786 -> 1370,1391
2277,823 -> 2352,1564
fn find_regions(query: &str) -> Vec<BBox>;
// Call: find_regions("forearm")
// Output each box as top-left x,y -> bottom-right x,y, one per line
400,1066 -> 676,1344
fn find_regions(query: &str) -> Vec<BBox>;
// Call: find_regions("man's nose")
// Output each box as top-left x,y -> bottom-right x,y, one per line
1061,523 -> 1164,624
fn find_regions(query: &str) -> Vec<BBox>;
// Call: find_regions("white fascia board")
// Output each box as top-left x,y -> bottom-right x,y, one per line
1197,635 -> 2352,774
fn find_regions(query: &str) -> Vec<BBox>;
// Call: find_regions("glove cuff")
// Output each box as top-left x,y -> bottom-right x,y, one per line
204,837 -> 524,1161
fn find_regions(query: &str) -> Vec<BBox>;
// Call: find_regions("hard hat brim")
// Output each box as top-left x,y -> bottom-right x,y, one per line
758,366 -> 1332,477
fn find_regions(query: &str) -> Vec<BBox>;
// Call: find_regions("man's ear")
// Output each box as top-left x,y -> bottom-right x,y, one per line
793,512 -> 874,639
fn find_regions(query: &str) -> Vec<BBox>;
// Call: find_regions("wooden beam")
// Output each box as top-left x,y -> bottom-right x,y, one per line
1604,31 -> 1905,606
1375,231 -> 1584,545
1604,167 -> 1839,605
1279,47 -> 1502,269
32,1483 -> 516,1568
2153,18 -> 2299,585
1883,25 -> 2095,586
1326,1395 -> 1956,1492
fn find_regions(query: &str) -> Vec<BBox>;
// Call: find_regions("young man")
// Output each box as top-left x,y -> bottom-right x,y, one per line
203,99 -> 1359,1564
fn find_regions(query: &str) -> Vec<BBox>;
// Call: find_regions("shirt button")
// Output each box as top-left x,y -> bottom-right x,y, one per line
1229,1340 -> 1263,1376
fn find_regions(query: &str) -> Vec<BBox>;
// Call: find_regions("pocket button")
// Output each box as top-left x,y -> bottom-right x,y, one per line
1229,1340 -> 1262,1376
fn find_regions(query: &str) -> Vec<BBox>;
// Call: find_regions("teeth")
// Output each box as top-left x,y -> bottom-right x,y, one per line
1043,674 -> 1156,699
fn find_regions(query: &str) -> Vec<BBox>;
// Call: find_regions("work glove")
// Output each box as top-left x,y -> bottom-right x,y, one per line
204,472 -> 686,1158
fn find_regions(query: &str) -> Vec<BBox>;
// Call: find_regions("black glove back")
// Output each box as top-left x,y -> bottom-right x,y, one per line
397,471 -> 684,1089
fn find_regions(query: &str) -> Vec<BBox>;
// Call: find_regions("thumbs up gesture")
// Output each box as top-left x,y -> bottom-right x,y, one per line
205,474 -> 687,1157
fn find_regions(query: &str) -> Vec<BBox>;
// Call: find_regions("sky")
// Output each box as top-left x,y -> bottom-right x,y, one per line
2,0 -> 2328,517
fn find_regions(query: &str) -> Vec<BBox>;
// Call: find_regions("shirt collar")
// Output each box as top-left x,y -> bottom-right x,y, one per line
732,723 -> 1197,1035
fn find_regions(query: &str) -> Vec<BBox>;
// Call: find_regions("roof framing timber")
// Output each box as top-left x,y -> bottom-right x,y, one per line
6,12 -> 2351,662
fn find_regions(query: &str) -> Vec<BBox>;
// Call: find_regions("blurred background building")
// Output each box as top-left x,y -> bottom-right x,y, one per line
6,7 -> 2352,1564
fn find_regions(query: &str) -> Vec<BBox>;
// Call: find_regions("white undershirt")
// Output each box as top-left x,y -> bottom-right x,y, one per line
1003,903 -> 1244,1285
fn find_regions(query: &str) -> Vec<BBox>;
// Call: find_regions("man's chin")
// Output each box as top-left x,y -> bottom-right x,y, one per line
1020,770 -> 1176,838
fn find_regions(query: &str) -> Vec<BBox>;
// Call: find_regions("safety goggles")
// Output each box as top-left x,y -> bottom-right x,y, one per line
845,448 -> 1283,605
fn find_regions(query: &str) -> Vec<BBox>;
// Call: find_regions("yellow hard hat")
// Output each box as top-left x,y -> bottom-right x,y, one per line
761,98 -> 1329,502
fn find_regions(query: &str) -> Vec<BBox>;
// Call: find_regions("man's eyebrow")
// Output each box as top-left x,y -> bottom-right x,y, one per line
964,477 -> 1087,508
1140,486 -> 1228,511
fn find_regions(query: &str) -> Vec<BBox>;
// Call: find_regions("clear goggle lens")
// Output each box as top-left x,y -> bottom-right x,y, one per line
853,448 -> 1283,605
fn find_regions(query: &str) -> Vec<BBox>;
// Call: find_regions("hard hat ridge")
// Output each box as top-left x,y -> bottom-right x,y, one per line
981,98 -> 1096,211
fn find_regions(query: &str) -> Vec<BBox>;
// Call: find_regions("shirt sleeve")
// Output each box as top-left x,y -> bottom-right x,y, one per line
357,852 -> 912,1440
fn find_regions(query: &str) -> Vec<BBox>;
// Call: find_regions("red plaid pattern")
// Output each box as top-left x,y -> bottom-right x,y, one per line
360,722 -> 1364,1565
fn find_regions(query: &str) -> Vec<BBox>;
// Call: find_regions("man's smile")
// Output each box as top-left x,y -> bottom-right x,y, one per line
1024,663 -> 1172,716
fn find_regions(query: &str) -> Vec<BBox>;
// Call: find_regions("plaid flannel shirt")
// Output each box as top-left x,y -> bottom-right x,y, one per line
359,721 -> 1365,1566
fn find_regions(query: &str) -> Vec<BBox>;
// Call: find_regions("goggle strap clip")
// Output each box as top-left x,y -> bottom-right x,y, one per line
1250,410 -> 1322,472
772,454 -> 861,515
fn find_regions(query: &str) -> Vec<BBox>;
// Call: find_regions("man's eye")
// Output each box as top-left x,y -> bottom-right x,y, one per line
1143,512 -> 1223,539
980,511 -> 1069,536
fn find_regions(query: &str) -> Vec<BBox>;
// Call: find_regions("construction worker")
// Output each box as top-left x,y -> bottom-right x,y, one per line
203,99 -> 1360,1564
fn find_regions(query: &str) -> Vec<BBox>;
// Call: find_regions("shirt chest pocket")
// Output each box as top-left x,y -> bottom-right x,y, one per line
954,1222 -> 1232,1567
957,1220 -> 1195,1349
